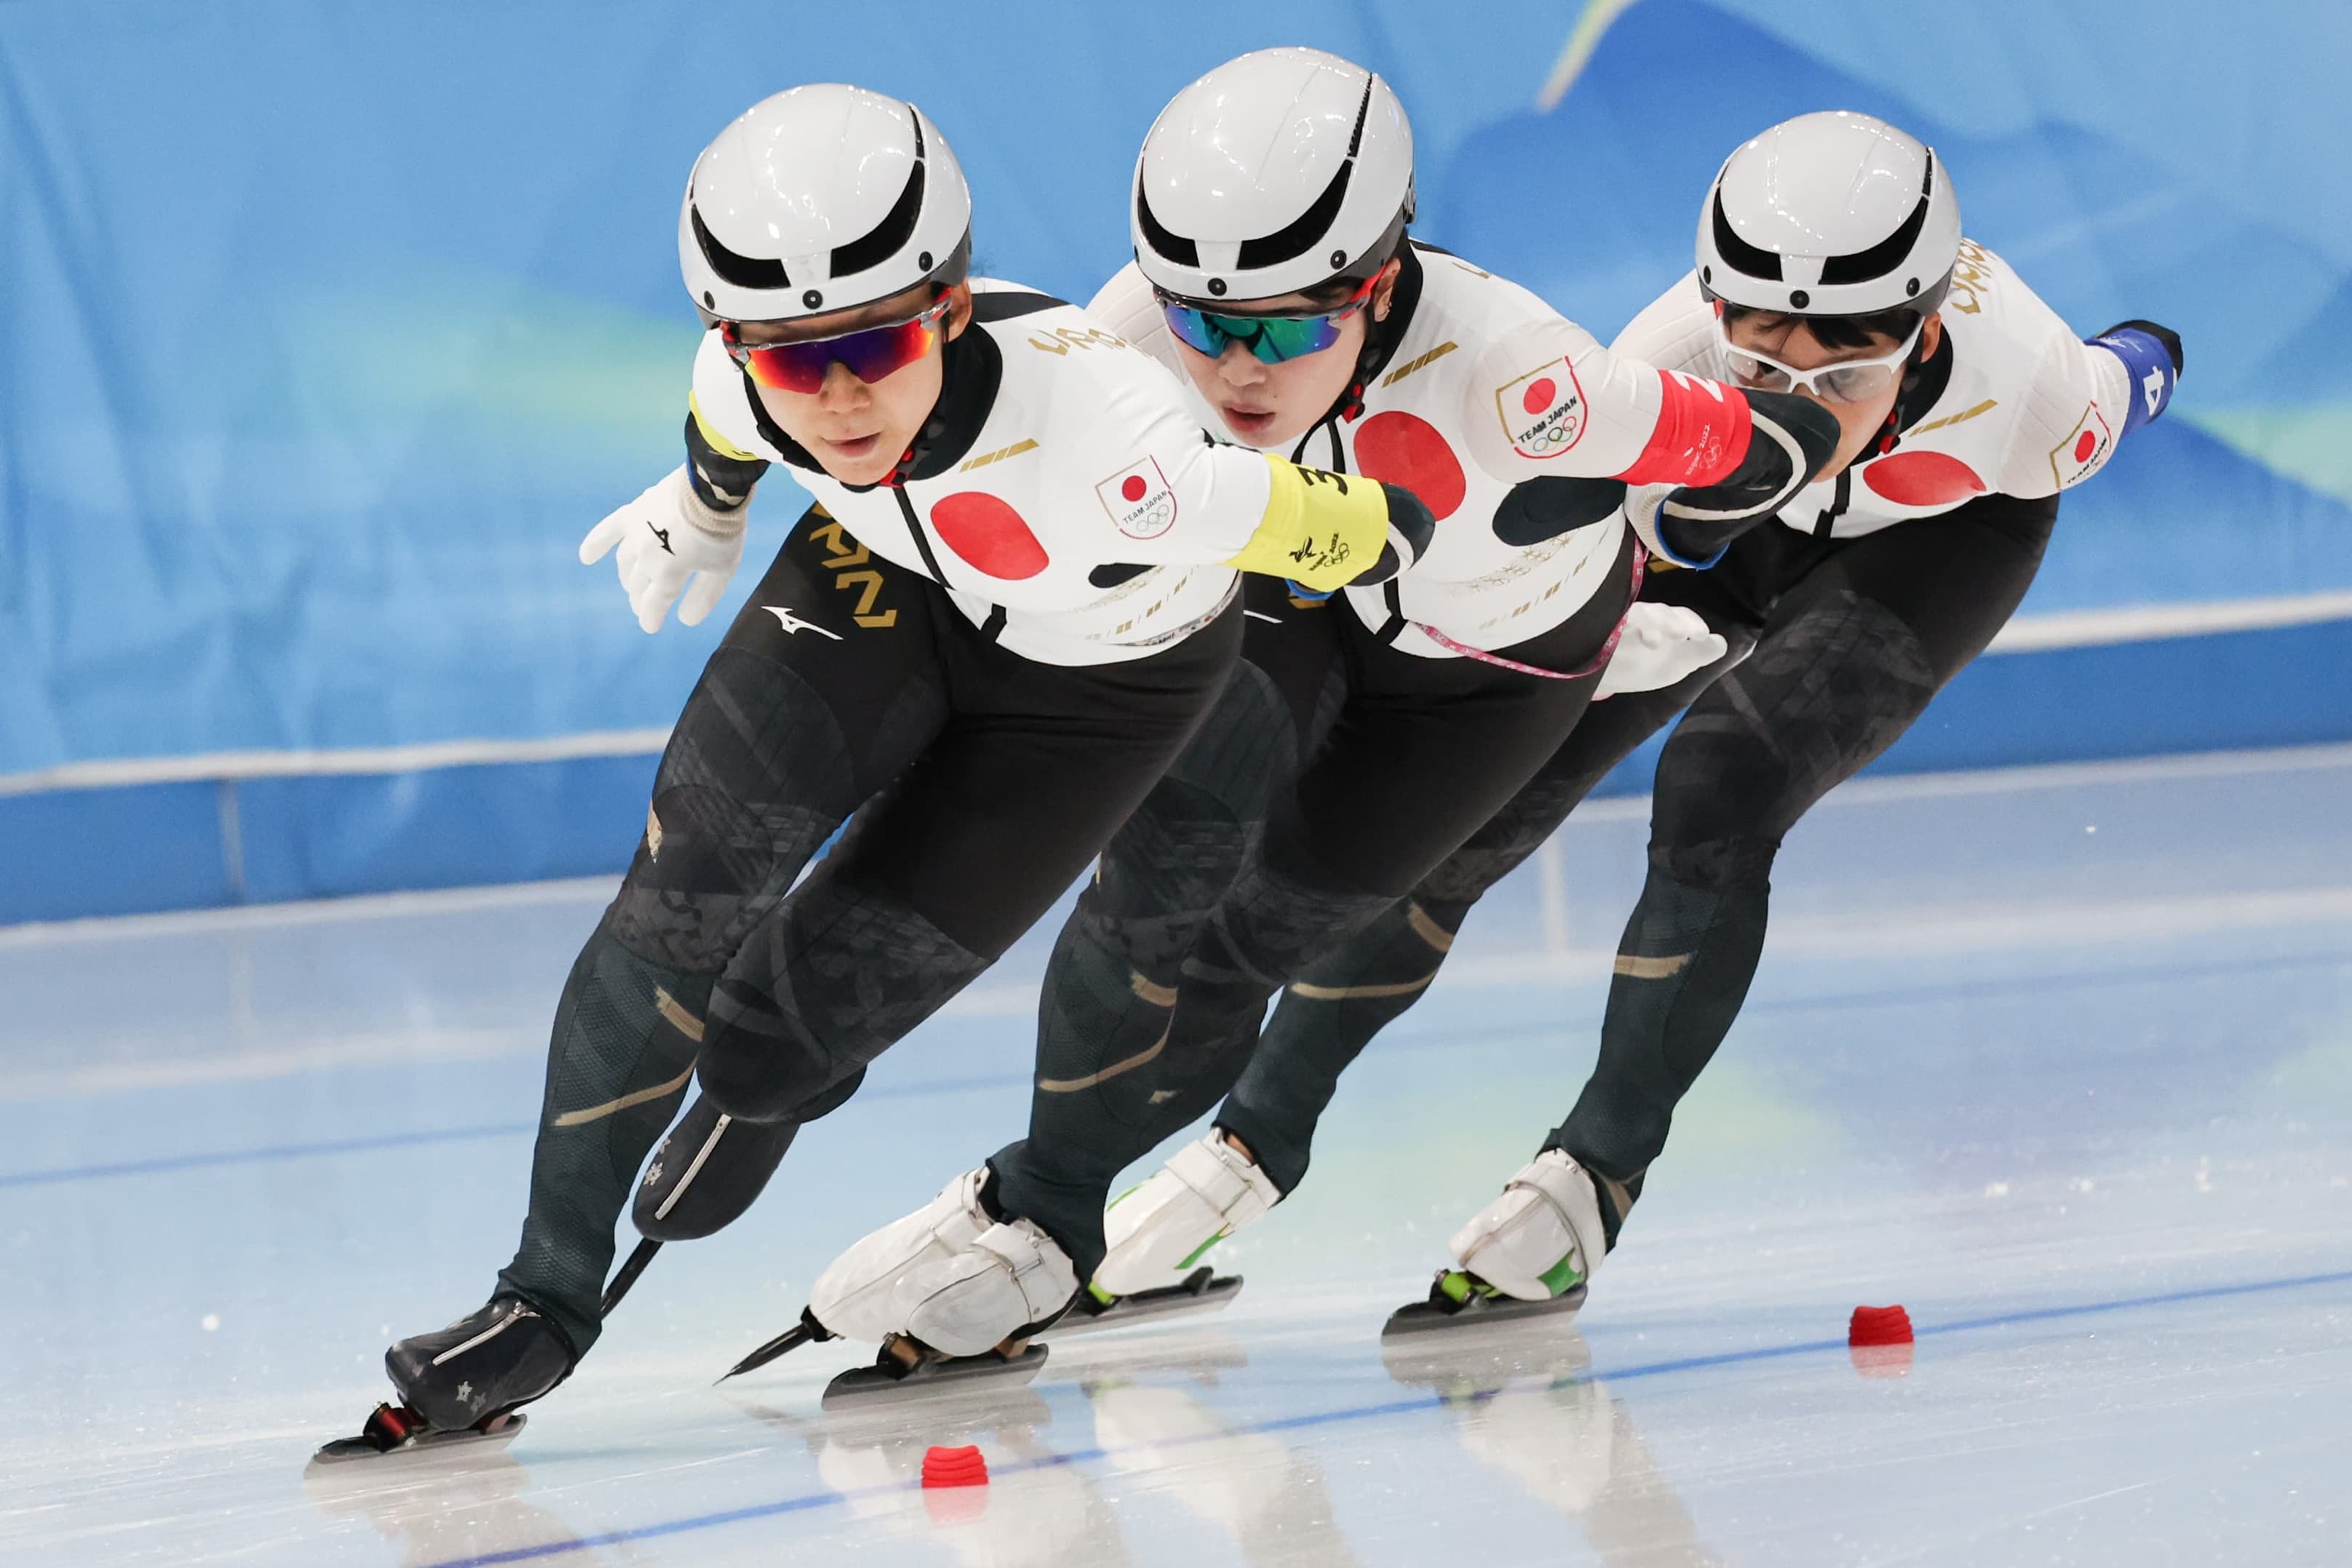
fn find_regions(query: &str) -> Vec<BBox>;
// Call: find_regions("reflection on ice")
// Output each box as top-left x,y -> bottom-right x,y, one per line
729,1385 -> 1135,1566
301,1445 -> 590,1567
1078,1334 -> 1362,1568
1382,1322 -> 1717,1567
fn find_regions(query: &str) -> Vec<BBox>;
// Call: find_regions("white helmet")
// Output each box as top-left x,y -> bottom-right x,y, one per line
1132,47 -> 1415,303
680,84 -> 972,325
1696,111 -> 1960,319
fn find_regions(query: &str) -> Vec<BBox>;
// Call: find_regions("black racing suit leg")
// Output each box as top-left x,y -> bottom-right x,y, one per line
1003,529 -> 1642,1278
493,512 -> 953,1353
986,577 -> 1343,1277
1217,554 -> 1768,1197
688,594 -> 1247,1138
1550,493 -> 2057,1235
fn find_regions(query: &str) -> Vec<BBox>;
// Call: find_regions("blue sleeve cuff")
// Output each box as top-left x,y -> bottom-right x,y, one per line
1650,533 -> 1730,571
1284,579 -> 1335,602
2089,328 -> 2178,438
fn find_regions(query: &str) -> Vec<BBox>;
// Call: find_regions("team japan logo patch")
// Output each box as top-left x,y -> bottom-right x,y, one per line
2047,404 -> 2115,488
1097,457 -> 1179,539
1496,357 -> 1589,459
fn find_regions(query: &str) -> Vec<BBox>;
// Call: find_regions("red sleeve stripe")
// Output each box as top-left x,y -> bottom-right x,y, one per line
1614,368 -> 1753,487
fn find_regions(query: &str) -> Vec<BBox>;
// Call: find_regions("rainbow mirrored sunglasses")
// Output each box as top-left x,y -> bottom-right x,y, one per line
1156,274 -> 1378,365
721,294 -> 954,394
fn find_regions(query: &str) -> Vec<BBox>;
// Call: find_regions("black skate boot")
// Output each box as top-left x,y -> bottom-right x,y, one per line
311,1296 -> 579,1466
388,1296 -> 579,1431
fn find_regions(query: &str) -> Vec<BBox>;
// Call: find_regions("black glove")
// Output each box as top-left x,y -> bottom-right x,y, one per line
1640,389 -> 1842,567
2097,318 -> 2184,376
1491,474 -> 1629,548
1351,481 -> 1437,586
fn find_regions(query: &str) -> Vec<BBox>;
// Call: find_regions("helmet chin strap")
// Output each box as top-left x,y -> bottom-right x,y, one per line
1870,322 -> 1944,457
1317,244 -> 1423,431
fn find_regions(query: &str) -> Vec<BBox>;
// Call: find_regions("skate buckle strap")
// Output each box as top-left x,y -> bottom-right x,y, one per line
1188,1132 -> 1283,1218
1506,1158 -> 1594,1291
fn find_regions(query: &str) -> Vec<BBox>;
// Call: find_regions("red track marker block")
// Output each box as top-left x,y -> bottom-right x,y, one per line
1848,1305 -> 1914,1346
921,1444 -> 990,1526
1848,1305 -> 1915,1377
921,1444 -> 989,1488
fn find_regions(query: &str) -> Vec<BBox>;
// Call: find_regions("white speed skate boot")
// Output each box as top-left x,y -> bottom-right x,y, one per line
714,1168 -> 994,1383
895,1218 -> 1081,1357
818,1218 -> 1080,1409
1383,1149 -> 1610,1337
1100,1133 -> 1282,1293
1050,1131 -> 1273,1337
809,1168 -> 996,1341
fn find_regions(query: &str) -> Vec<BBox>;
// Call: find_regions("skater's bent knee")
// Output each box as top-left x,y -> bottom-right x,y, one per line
1650,836 -> 1778,895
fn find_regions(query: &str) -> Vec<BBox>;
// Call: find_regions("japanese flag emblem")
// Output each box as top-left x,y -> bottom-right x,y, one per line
2047,404 -> 2114,488
1097,457 -> 1179,539
1495,357 -> 1589,460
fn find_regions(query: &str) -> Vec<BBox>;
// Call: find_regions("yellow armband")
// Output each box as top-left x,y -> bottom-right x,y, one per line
1223,454 -> 1391,593
689,391 -> 763,463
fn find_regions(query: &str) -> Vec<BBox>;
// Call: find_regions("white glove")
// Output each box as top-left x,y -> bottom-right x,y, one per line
1594,601 -> 1726,700
578,466 -> 747,634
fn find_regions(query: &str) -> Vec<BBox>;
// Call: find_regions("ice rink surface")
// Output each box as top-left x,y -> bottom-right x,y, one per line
5,747 -> 2350,1566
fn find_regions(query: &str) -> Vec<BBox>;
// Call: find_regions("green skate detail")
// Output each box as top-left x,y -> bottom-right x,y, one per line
1437,1270 -> 1474,1305
1104,1183 -> 1142,1212
1086,1281 -> 1119,1306
1175,1226 -> 1231,1271
1536,1251 -> 1586,1298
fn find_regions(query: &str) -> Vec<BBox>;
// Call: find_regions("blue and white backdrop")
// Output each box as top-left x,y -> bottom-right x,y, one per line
4,0 -> 2347,920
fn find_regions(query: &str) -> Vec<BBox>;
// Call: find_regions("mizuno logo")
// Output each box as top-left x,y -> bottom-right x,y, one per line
763,606 -> 841,640
648,522 -> 673,554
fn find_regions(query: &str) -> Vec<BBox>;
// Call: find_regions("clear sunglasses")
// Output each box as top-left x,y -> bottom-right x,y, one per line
1717,316 -> 1923,404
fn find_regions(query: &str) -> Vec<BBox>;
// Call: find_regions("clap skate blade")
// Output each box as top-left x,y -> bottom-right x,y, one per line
1044,1267 -> 1243,1340
308,1404 -> 528,1468
716,1308 -> 835,1384
820,1333 -> 1049,1410
1380,1270 -> 1589,1339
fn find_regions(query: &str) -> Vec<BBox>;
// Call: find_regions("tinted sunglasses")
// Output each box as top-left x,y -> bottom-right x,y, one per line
1158,275 -> 1378,365
721,294 -> 953,394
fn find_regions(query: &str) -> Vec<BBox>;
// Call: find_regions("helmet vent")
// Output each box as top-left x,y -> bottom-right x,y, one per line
1136,178 -> 1201,267
1344,73 -> 1373,157
830,113 -> 929,279
1819,152 -> 1935,286
1711,191 -> 1782,282
1237,159 -> 1353,271
693,204 -> 790,290
1235,76 -> 1375,273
